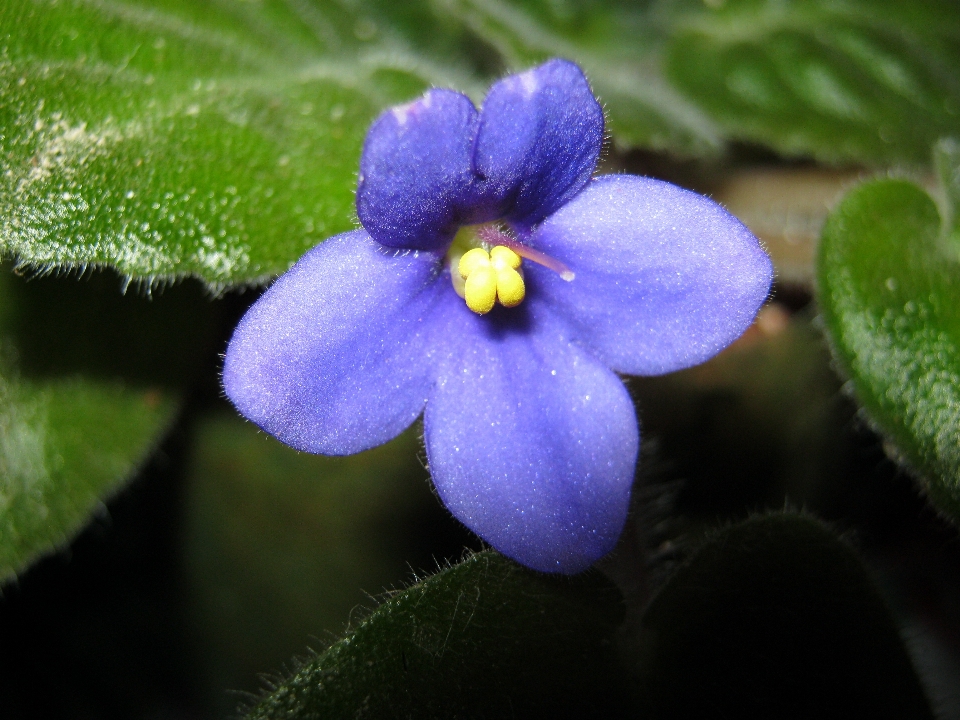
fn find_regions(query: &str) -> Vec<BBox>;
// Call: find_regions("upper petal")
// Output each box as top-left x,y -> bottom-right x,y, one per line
357,89 -> 479,251
223,230 -> 445,455
529,174 -> 773,376
474,58 -> 604,231
424,295 -> 637,574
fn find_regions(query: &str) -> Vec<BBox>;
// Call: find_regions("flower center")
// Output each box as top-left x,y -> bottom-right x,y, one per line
447,223 -> 574,315
459,244 -> 525,314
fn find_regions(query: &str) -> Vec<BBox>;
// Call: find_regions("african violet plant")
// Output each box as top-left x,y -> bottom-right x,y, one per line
0,0 -> 958,718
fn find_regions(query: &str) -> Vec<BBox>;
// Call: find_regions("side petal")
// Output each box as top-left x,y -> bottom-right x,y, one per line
529,174 -> 773,376
474,58 -> 603,231
223,231 -> 445,455
357,89 -> 479,251
424,298 -> 637,574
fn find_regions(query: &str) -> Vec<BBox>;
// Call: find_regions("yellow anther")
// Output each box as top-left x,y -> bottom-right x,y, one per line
464,263 -> 498,314
456,244 -> 526,314
458,247 -> 491,279
490,245 -> 521,270
496,265 -> 525,307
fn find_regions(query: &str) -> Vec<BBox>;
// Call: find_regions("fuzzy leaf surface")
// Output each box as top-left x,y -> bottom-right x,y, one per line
245,550 -> 628,718
818,174 -> 960,521
0,0 -> 455,286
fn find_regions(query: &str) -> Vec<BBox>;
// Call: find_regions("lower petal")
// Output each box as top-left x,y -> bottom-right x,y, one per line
223,230 -> 445,455
424,300 -> 638,574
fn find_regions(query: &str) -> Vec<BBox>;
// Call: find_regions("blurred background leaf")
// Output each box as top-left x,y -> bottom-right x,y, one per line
0,263 -> 215,580
631,513 -> 934,719
817,165 -> 960,522
935,137 -> 960,236
245,549 -> 628,719
666,0 -> 960,166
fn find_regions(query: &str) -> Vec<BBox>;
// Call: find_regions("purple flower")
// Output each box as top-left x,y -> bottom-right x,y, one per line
223,59 -> 772,574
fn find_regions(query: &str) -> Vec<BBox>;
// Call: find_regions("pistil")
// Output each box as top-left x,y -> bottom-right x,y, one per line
475,225 -> 575,282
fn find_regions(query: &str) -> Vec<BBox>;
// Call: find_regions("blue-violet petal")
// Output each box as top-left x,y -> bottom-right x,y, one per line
474,58 -> 604,231
424,294 -> 637,574
529,174 -> 773,375
357,89 -> 479,251
223,231 -> 445,454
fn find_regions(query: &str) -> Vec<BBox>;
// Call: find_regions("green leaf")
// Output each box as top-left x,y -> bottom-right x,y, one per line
438,0 -> 722,154
0,0 -> 460,287
245,550 -> 629,719
633,513 -> 933,718
666,0 -> 960,165
0,266 -> 191,580
0,374 -> 176,581
817,174 -> 960,521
